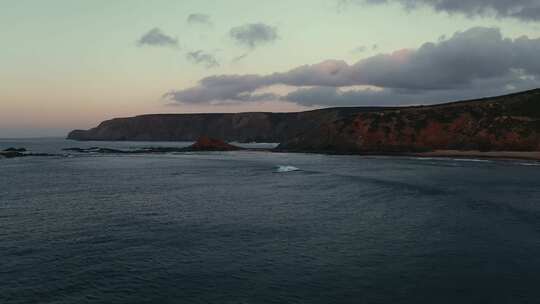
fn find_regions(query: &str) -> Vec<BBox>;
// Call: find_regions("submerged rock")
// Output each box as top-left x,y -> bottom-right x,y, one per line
0,151 -> 25,158
0,147 -> 58,159
1,147 -> 27,158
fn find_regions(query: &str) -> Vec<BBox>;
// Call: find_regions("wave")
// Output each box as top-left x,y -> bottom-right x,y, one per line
450,158 -> 491,163
412,157 -> 490,163
518,162 -> 540,166
276,165 -> 300,173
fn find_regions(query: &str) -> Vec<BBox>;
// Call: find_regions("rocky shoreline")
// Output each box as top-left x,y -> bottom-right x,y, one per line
61,142 -> 540,162
61,137 -> 244,155
0,147 -> 59,159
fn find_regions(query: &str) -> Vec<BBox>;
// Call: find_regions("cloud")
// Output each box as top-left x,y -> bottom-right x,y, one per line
232,53 -> 249,63
237,92 -> 280,102
164,74 -> 269,103
229,23 -> 278,48
283,72 -> 539,106
345,0 -> 540,22
186,50 -> 219,68
284,86 -> 447,106
351,45 -> 367,53
165,27 -> 540,106
187,13 -> 212,26
137,28 -> 178,48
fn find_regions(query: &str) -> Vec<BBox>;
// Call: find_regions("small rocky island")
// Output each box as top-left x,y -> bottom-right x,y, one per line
0,148 -> 27,158
0,148 -> 58,159
187,136 -> 242,151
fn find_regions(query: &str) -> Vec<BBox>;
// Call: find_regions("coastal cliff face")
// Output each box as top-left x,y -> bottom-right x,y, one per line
67,107 -> 386,142
278,89 -> 540,152
68,89 -> 540,152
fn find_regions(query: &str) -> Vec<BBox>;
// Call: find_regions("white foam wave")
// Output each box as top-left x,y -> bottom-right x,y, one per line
276,165 -> 300,173
450,158 -> 491,163
518,162 -> 540,166
412,157 -> 439,161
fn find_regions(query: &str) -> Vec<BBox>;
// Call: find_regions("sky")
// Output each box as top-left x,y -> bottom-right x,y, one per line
1,0 -> 540,137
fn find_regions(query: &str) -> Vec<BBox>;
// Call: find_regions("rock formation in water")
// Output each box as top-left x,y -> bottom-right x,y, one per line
1,148 -> 26,158
187,136 -> 241,151
0,148 -> 58,159
68,89 -> 540,153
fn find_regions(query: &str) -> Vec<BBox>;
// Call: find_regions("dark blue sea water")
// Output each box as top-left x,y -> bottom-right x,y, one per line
2,138 -> 540,303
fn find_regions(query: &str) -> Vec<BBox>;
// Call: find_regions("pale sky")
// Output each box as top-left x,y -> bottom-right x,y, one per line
1,0 -> 539,137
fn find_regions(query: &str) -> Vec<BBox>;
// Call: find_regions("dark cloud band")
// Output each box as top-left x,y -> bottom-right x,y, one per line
347,0 -> 540,22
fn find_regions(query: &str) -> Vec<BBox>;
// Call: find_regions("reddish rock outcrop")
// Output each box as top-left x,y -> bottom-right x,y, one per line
278,89 -> 540,153
187,137 -> 241,151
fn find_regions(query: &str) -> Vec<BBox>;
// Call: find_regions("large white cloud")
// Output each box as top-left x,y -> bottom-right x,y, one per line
165,27 -> 540,106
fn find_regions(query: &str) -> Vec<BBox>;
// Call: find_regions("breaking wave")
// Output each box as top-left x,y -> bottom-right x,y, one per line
276,165 -> 300,173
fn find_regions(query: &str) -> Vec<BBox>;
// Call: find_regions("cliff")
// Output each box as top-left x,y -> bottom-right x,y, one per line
67,107 -> 387,142
278,89 -> 540,152
68,89 -> 540,153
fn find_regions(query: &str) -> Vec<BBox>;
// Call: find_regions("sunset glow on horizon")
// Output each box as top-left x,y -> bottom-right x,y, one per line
1,0 -> 539,137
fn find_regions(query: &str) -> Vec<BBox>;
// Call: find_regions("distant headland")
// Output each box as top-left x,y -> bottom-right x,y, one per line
68,89 -> 540,158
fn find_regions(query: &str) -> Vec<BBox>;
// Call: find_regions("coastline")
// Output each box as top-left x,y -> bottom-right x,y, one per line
271,147 -> 540,162
4,137 -> 540,162
412,150 -> 540,161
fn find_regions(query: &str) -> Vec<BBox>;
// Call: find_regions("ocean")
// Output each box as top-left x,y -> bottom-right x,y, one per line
2,138 -> 540,303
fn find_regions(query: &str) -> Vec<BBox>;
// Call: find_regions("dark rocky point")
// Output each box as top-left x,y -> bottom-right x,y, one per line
0,151 -> 25,158
1,147 -> 26,158
1,147 -> 58,159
